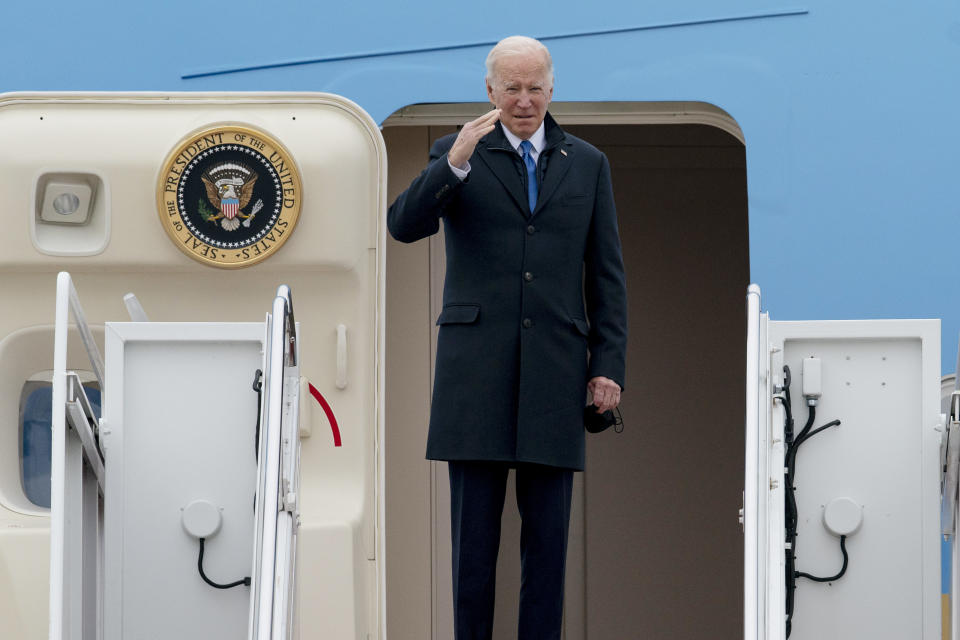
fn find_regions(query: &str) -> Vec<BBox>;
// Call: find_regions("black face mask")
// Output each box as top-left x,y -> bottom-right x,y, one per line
584,405 -> 624,434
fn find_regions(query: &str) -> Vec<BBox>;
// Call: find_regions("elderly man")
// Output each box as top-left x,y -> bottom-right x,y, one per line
388,36 -> 627,639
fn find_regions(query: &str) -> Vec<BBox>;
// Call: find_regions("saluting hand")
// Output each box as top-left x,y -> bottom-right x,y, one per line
447,109 -> 501,170
588,376 -> 622,414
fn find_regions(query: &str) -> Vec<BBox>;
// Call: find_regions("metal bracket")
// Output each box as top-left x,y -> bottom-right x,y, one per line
64,372 -> 105,489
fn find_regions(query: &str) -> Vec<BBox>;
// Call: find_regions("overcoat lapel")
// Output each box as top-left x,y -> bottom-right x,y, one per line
474,124 -> 528,216
532,145 -> 573,216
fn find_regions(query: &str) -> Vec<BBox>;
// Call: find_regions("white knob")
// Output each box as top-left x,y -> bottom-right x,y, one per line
823,497 -> 862,537
181,500 -> 222,539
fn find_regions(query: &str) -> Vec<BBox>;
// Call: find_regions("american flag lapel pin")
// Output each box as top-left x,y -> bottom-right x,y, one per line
560,149 -> 568,156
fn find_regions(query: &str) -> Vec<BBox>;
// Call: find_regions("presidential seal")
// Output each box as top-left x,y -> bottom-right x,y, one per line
157,125 -> 302,268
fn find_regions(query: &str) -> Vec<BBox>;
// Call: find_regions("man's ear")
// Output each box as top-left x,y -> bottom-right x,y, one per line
486,81 -> 495,104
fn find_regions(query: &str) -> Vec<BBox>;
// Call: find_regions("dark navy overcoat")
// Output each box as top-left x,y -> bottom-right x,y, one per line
388,114 -> 627,470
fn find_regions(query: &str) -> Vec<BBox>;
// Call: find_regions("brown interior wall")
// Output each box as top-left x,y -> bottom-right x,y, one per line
383,125 -> 434,639
565,124 -> 748,639
384,121 -> 748,639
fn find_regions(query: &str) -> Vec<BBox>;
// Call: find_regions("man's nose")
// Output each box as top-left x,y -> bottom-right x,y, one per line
517,92 -> 533,108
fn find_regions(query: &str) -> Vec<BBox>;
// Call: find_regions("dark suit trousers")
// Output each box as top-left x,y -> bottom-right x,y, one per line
449,461 -> 574,640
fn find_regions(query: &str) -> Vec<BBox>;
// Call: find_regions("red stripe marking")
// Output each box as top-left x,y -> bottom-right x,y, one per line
308,382 -> 342,447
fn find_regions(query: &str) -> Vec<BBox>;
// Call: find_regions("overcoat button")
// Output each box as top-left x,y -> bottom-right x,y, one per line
527,225 -> 536,235
522,318 -> 533,329
524,272 -> 534,282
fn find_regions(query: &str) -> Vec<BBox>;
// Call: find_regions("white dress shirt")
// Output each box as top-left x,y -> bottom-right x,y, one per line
448,121 -> 546,180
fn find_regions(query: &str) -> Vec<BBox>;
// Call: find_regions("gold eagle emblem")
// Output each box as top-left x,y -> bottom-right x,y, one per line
200,162 -> 259,231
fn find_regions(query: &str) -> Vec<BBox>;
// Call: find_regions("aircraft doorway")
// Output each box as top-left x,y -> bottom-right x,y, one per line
383,103 -> 749,639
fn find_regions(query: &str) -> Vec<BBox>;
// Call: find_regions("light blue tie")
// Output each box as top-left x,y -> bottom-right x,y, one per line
520,140 -> 538,213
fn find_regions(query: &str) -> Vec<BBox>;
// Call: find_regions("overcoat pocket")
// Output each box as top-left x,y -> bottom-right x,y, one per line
436,303 -> 480,325
559,193 -> 589,206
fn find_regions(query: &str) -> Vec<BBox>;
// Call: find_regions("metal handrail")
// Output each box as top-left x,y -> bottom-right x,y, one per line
744,284 -> 761,640
250,285 -> 299,640
62,275 -> 105,388
50,271 -> 107,640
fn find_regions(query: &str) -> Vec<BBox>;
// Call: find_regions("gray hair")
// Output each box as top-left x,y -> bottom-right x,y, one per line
485,36 -> 554,86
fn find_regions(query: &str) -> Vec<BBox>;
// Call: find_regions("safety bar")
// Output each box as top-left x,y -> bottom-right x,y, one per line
250,285 -> 300,640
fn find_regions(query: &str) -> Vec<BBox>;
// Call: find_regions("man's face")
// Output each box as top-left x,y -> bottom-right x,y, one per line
486,53 -> 553,139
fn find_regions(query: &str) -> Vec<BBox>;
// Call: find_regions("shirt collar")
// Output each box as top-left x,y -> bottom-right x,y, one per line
501,121 -> 547,155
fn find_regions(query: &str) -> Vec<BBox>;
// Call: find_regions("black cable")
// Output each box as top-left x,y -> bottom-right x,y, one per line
784,377 -> 813,636
782,365 -> 793,427
780,365 -> 845,637
796,535 -> 849,583
781,366 -> 799,637
253,369 -> 263,459
252,368 -> 263,513
197,538 -> 251,589
794,420 -> 841,449
793,405 -> 817,449
782,389 -> 794,442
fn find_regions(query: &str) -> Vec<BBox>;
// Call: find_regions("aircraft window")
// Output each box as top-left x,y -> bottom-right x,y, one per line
18,380 -> 101,509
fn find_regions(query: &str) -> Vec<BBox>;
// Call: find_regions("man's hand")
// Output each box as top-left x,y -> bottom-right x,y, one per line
588,376 -> 621,413
448,109 -> 500,170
